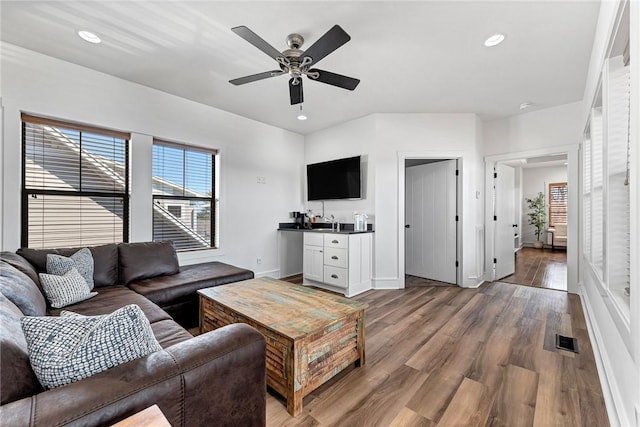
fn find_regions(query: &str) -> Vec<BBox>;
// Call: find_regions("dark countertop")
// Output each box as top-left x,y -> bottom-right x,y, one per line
278,222 -> 374,234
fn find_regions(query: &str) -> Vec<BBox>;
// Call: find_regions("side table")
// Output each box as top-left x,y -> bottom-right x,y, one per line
111,405 -> 171,427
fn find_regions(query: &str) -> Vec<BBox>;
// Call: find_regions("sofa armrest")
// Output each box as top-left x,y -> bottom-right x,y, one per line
0,324 -> 266,427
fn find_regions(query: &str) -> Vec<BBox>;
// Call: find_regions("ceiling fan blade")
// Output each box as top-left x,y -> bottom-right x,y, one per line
289,78 -> 304,105
308,69 -> 360,90
231,26 -> 285,61
229,70 -> 284,86
300,25 -> 351,66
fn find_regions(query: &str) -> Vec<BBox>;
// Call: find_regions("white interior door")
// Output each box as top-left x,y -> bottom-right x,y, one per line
494,163 -> 516,280
405,160 -> 457,284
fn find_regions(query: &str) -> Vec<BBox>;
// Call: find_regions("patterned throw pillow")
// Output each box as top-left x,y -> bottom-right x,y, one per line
47,248 -> 95,289
39,268 -> 97,309
21,304 -> 162,389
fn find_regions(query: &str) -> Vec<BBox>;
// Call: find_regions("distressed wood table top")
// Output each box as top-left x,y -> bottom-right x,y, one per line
198,277 -> 366,339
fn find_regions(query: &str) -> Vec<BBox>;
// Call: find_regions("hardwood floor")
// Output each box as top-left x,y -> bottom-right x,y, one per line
266,281 -> 608,426
502,247 -> 567,291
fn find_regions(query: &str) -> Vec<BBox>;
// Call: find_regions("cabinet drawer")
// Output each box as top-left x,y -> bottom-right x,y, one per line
324,247 -> 347,268
324,233 -> 348,249
323,266 -> 347,288
304,232 -> 324,247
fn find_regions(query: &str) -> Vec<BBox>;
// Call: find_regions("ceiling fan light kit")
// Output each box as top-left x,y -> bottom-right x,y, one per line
229,25 -> 360,105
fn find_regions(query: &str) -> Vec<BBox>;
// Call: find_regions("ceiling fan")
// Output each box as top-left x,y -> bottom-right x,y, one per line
229,25 -> 360,105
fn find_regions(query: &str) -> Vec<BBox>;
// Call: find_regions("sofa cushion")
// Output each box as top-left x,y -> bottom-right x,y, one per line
21,304 -> 162,389
118,241 -> 180,285
17,244 -> 118,288
1,252 -> 41,289
47,248 -> 94,289
128,261 -> 254,307
0,293 -> 43,404
49,285 -> 172,324
151,319 -> 193,349
39,268 -> 97,309
0,261 -> 47,316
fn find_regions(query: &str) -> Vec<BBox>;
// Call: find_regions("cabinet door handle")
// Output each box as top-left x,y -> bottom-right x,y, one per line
332,240 -> 339,244
331,274 -> 338,279
331,255 -> 339,260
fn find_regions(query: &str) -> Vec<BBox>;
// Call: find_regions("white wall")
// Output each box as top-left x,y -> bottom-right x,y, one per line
0,43 -> 305,277
305,113 -> 485,288
521,165 -> 568,245
483,101 -> 584,156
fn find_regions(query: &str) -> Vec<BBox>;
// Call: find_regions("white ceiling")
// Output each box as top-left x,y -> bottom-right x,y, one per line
0,1 -> 600,135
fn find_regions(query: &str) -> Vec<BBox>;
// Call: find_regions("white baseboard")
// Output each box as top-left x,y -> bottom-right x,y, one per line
464,279 -> 485,289
372,277 -> 403,290
255,269 -> 280,279
579,285 -> 626,427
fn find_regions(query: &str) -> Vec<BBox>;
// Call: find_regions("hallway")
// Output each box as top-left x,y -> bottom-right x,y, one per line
501,247 -> 567,291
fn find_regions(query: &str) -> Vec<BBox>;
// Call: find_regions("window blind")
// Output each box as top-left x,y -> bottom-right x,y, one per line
606,58 -> 630,297
590,107 -> 604,276
548,182 -> 568,226
583,134 -> 592,260
152,141 -> 216,250
21,114 -> 129,248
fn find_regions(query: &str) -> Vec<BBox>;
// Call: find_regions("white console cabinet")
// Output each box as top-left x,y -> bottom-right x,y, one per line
303,231 -> 372,297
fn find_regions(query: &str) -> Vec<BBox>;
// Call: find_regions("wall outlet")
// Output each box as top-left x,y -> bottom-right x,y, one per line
256,257 -> 262,265
256,176 -> 266,184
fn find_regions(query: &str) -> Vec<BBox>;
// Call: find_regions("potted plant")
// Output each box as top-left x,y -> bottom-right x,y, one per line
525,192 -> 547,249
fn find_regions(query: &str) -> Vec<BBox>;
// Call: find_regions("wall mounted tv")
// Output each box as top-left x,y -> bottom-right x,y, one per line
307,156 -> 361,201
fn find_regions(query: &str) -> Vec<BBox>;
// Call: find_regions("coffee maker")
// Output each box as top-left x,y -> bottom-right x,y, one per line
290,211 -> 305,229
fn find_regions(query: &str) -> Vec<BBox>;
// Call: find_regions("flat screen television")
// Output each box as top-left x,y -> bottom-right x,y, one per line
307,156 -> 361,201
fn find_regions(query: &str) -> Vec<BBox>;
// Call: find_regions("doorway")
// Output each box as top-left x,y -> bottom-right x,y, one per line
404,159 -> 459,285
487,150 -> 574,292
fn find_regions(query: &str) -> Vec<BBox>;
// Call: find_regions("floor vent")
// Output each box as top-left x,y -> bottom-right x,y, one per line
556,334 -> 579,353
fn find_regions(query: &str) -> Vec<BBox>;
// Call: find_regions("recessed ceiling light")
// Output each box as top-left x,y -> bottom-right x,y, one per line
564,162 -> 568,165
77,30 -> 101,44
520,102 -> 533,110
484,34 -> 505,47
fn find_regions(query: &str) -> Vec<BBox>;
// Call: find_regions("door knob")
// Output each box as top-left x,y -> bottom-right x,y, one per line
405,224 -> 411,228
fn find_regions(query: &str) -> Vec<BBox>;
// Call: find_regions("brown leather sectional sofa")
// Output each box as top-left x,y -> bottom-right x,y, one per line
0,241 -> 266,426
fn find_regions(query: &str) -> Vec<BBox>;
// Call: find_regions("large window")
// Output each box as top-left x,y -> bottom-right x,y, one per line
582,21 -> 631,314
21,114 -> 129,249
152,140 -> 217,250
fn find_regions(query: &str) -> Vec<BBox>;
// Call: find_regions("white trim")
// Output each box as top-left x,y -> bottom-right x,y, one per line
397,151 -> 465,289
579,284 -> 627,427
372,277 -> 403,290
465,280 -> 485,289
484,144 -> 580,294
255,269 -> 280,279
177,248 -> 225,266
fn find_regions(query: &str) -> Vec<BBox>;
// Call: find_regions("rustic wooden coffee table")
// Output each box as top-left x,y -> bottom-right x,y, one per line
198,277 -> 366,416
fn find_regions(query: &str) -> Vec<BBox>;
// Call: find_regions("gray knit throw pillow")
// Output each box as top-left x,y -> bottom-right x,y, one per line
47,248 -> 95,289
21,304 -> 162,389
39,268 -> 97,309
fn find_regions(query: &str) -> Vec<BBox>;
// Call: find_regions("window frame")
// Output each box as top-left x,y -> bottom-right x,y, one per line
151,140 -> 217,251
20,114 -> 130,248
